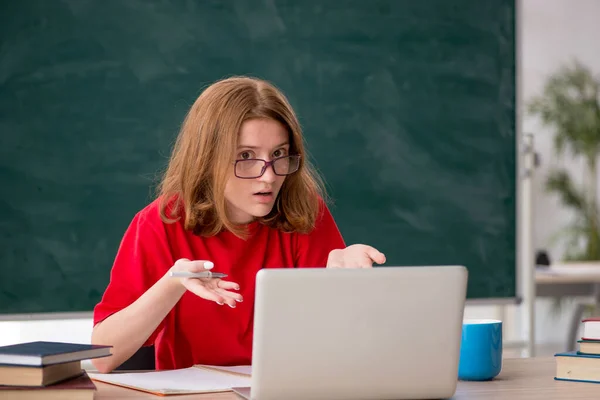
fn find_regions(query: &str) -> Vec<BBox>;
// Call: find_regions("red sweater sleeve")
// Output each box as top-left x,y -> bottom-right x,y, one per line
295,199 -> 346,268
93,206 -> 173,346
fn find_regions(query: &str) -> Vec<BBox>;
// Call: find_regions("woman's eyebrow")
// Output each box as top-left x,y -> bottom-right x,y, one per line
237,141 -> 290,149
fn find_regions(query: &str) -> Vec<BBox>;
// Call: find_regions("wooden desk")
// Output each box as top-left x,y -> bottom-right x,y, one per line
536,265 -> 600,285
94,357 -> 600,399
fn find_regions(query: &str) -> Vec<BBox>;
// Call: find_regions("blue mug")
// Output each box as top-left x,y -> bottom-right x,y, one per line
458,319 -> 502,381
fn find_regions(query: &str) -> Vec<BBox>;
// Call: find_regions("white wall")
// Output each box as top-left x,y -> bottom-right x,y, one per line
0,318 -> 93,346
520,0 -> 600,346
1,0 -> 597,353
464,0 -> 599,349
523,0 -> 597,263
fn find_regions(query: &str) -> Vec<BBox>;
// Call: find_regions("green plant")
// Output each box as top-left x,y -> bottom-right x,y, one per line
528,60 -> 600,262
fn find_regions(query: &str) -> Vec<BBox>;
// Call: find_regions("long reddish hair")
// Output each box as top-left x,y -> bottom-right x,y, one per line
158,76 -> 326,238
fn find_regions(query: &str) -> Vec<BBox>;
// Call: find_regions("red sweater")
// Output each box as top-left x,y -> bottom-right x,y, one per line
93,198 -> 345,370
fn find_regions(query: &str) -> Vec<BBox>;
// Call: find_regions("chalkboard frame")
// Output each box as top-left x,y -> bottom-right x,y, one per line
0,0 -> 522,318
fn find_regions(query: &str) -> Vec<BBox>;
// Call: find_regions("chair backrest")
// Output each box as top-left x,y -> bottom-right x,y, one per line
115,345 -> 155,371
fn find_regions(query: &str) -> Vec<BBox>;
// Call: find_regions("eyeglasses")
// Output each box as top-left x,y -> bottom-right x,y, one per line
234,155 -> 301,179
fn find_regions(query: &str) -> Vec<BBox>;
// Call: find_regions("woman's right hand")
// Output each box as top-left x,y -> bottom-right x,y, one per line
170,258 -> 243,308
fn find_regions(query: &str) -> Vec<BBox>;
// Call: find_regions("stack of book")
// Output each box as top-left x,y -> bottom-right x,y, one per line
555,317 -> 600,384
0,341 -> 112,399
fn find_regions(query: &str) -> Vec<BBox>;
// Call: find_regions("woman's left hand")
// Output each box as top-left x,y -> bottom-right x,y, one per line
326,244 -> 386,268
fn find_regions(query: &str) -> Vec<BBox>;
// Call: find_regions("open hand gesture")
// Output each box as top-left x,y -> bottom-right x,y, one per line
326,244 -> 386,268
170,258 -> 242,308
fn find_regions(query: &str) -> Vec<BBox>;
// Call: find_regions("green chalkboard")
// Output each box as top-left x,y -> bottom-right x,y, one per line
0,0 -> 516,314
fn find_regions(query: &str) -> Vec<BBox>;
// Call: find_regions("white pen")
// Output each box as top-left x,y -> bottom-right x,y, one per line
169,271 -> 228,279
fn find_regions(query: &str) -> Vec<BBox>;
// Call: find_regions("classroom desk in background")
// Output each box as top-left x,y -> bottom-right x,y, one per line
93,357 -> 600,400
536,262 -> 600,351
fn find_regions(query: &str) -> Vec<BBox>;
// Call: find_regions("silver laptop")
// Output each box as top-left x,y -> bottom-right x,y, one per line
234,265 -> 468,400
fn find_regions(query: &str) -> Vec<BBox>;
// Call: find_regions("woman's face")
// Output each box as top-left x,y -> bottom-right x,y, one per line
224,118 -> 291,224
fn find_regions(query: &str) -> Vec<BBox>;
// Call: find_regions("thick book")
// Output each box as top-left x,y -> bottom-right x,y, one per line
88,364 -> 251,395
0,342 -> 112,367
0,360 -> 83,387
555,351 -> 600,383
0,371 -> 96,400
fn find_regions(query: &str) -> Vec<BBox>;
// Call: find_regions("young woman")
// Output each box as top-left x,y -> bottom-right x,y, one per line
91,76 -> 386,373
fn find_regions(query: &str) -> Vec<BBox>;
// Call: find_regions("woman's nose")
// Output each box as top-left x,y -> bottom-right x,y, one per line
258,161 -> 277,182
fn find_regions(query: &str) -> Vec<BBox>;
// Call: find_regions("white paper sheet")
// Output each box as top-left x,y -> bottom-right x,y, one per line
89,366 -> 252,394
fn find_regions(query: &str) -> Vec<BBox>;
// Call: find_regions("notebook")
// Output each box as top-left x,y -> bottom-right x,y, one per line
88,364 -> 252,395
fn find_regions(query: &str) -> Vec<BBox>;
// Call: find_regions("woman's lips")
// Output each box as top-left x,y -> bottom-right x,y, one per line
253,191 -> 274,203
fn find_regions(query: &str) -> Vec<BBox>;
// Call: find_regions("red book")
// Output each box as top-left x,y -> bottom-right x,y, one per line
0,371 -> 96,400
582,318 -> 600,341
